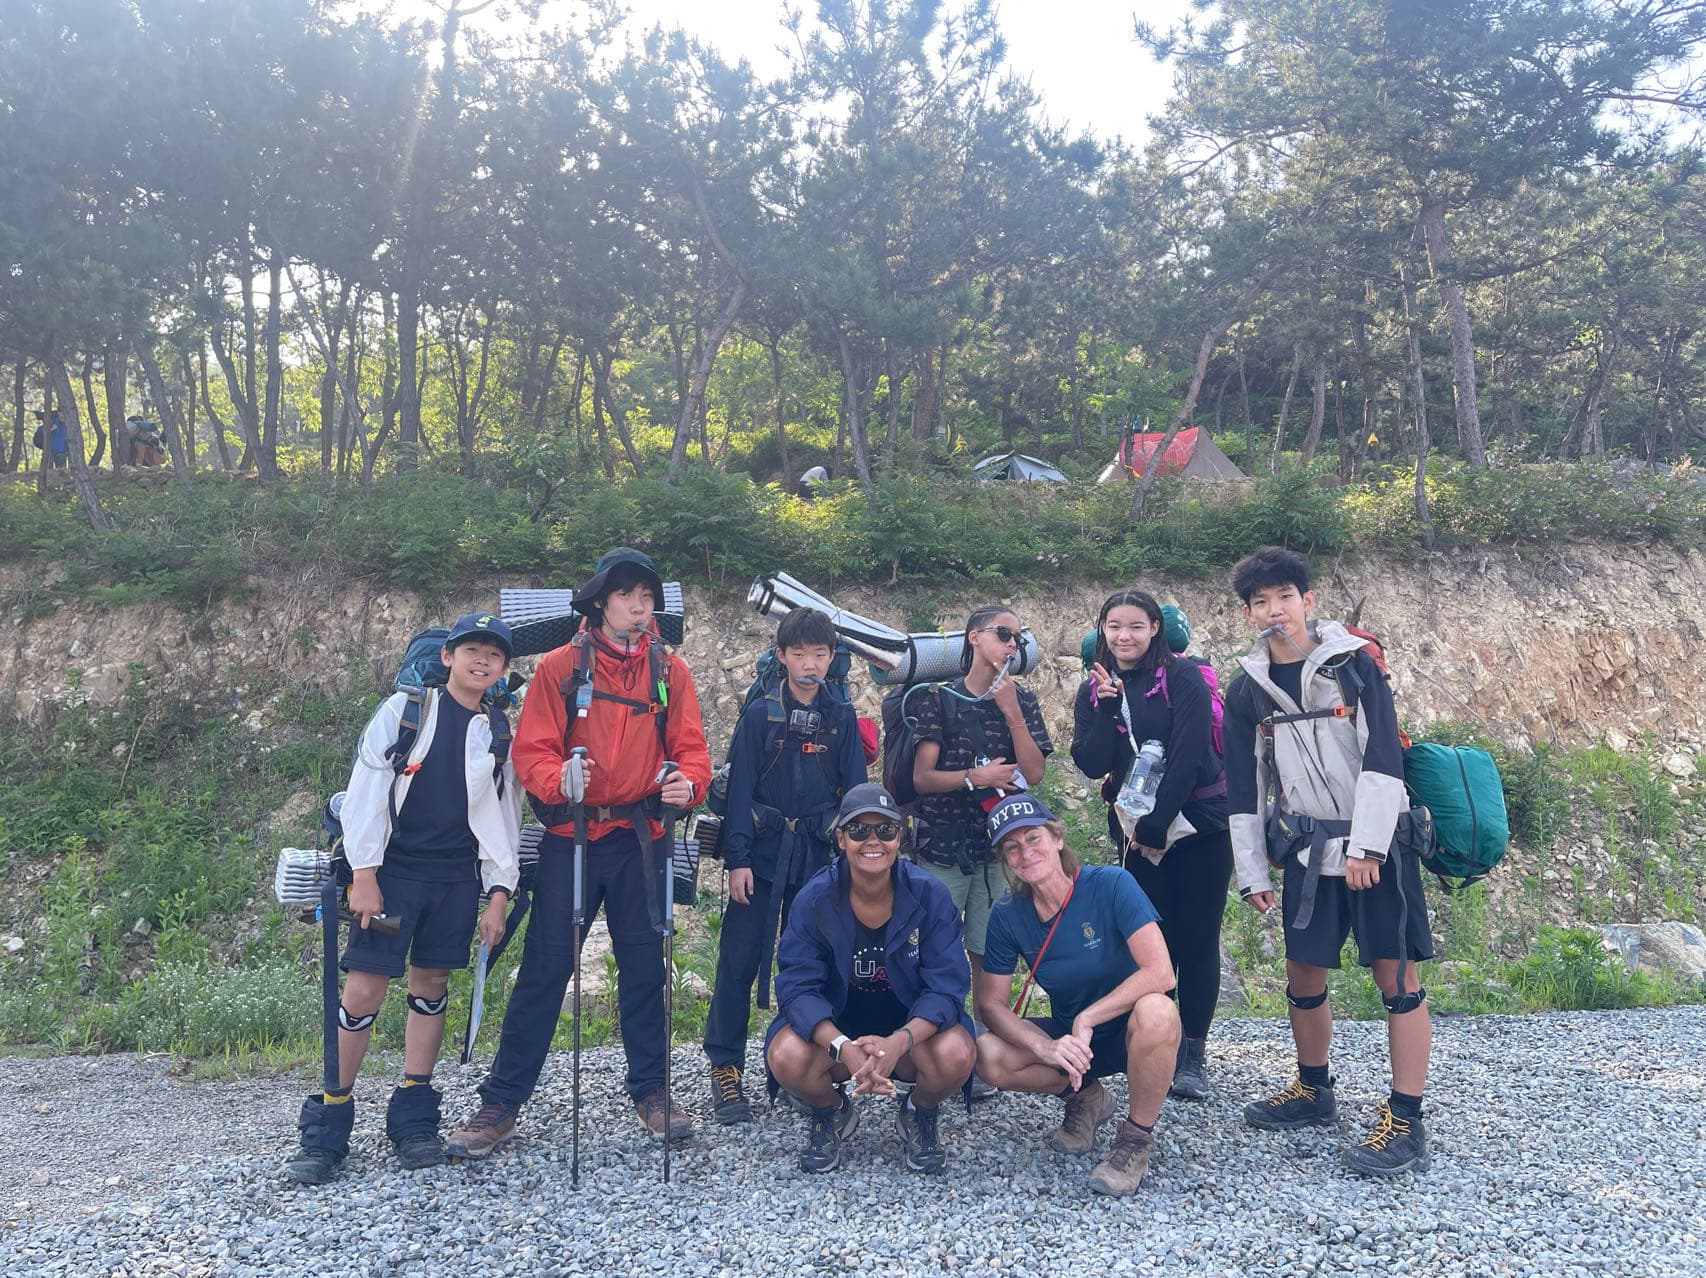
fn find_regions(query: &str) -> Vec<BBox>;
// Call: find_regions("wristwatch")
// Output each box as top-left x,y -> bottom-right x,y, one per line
828,1033 -> 851,1062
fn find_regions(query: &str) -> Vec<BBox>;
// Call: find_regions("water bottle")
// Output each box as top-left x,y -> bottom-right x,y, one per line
1116,740 -> 1167,820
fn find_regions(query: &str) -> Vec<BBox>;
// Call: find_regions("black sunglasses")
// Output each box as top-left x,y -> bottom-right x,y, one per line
842,820 -> 902,843
976,625 -> 1021,645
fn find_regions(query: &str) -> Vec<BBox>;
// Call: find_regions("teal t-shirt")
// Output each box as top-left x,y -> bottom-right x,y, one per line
983,864 -> 1160,1024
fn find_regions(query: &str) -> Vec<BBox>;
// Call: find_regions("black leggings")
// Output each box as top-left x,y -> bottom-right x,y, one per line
1121,826 -> 1233,1040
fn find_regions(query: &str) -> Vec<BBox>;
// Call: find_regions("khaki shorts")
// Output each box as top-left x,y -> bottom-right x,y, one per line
910,856 -> 1005,956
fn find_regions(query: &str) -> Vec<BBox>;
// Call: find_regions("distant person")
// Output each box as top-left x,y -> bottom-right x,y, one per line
796,465 -> 829,500
33,410 -> 68,469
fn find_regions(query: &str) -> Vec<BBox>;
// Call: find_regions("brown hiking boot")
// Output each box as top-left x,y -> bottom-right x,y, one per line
1089,1118 -> 1155,1196
636,1090 -> 695,1142
1048,1077 -> 1116,1154
445,1100 -> 519,1159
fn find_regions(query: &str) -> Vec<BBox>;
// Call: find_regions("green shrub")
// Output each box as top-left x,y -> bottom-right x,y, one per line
1509,926 -> 1676,1010
82,960 -> 317,1054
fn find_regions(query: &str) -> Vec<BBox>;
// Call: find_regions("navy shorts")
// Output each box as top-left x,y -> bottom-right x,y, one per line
340,868 -> 480,977
1027,1012 -> 1131,1081
1280,848 -> 1434,969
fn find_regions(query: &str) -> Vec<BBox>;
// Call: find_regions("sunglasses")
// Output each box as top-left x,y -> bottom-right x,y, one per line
975,625 -> 1021,645
841,820 -> 902,843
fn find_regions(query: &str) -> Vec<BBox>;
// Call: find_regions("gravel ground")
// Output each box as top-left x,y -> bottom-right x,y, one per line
4,1007 -> 1705,1277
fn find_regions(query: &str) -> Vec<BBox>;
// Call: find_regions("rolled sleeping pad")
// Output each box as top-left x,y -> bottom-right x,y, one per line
747,573 -> 909,669
865,627 -> 1043,687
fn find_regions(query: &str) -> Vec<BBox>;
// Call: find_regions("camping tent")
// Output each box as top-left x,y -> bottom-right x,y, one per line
973,451 -> 1067,482
1096,425 -> 1245,483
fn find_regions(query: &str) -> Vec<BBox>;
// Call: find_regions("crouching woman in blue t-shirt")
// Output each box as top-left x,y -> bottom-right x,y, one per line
766,784 -> 976,1176
974,794 -> 1180,1196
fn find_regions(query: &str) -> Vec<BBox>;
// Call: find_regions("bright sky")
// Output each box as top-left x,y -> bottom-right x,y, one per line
388,0 -> 1193,143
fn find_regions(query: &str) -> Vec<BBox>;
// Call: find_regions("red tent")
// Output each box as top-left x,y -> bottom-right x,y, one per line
1099,426 -> 1246,482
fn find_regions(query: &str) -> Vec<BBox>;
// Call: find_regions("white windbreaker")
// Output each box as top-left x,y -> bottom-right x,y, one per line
340,689 -> 522,895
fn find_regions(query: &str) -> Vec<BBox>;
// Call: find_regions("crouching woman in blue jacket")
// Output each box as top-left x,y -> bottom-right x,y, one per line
766,783 -> 976,1175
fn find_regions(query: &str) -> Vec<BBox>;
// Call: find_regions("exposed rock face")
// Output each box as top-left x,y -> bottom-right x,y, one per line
8,543 -> 1705,760
1601,923 -> 1706,986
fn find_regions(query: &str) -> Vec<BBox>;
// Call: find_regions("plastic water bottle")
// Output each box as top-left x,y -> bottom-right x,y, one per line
1116,740 -> 1167,820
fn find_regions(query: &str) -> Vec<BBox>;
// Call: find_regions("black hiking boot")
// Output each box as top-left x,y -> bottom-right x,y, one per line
283,1143 -> 344,1185
1341,1101 -> 1431,1177
800,1105 -> 845,1173
897,1100 -> 946,1174
710,1064 -> 753,1125
395,1131 -> 446,1170
1169,1036 -> 1211,1101
1244,1075 -> 1337,1131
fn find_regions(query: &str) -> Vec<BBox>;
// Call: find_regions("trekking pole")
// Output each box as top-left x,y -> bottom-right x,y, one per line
568,746 -> 589,1189
656,759 -> 681,1184
319,878 -> 341,1098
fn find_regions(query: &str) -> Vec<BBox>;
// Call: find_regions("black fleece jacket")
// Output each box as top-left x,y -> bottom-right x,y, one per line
1071,655 -> 1227,849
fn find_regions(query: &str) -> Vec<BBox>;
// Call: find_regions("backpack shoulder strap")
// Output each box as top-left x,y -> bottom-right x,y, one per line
386,686 -> 431,827
484,701 -> 511,797
648,641 -> 670,750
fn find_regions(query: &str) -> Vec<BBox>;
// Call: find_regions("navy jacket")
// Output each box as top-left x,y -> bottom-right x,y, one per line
722,688 -> 865,882
765,857 -> 973,1049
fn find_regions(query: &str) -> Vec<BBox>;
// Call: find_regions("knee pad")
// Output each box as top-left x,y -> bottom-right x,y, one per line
405,992 -> 449,1017
1285,986 -> 1328,1011
1383,986 -> 1427,1016
338,1004 -> 378,1032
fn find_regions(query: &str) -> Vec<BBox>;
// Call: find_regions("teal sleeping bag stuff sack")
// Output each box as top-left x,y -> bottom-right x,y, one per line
1402,742 -> 1509,890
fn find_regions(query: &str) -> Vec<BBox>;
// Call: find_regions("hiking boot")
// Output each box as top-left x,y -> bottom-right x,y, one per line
1048,1077 -> 1117,1154
1244,1076 -> 1336,1131
636,1090 -> 695,1142
282,1143 -> 344,1185
897,1100 -> 946,1175
967,1071 -> 1000,1105
1341,1101 -> 1431,1177
1088,1119 -> 1155,1196
395,1131 -> 446,1170
1169,1037 -> 1211,1101
799,1105 -> 845,1173
445,1100 -> 520,1158
709,1065 -> 753,1125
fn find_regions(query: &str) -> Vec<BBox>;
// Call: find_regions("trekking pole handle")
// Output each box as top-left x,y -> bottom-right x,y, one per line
570,746 -> 589,925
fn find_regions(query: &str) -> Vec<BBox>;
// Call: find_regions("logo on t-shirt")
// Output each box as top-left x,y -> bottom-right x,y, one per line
1080,920 -> 1102,951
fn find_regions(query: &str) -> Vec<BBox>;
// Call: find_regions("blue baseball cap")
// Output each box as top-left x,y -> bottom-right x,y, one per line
986,793 -> 1055,847
445,612 -> 513,660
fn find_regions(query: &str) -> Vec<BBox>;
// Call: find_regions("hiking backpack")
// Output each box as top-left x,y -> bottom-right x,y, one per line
1252,626 -> 1509,890
1151,656 -> 1226,757
880,681 -> 963,808
382,626 -> 516,825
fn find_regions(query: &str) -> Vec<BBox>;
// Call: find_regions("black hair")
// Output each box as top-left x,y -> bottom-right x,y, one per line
1232,545 -> 1312,604
776,607 -> 836,652
959,603 -> 1020,674
1091,588 -> 1171,681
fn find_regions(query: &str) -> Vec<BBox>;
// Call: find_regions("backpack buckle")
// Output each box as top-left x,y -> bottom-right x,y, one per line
403,762 -> 422,775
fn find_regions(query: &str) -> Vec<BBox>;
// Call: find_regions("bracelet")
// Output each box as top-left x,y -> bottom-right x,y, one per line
963,771 -> 975,791
899,1026 -> 915,1056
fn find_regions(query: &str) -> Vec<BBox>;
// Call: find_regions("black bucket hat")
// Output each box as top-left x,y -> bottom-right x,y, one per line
573,547 -> 664,615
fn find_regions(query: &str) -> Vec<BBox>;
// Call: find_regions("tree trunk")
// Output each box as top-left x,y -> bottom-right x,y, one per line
104,347 -> 127,470
1416,198 -> 1488,467
51,361 -> 114,530
911,345 -> 940,441
198,350 -> 234,472
1270,346 -> 1301,473
770,338 -> 792,491
1299,347 -> 1328,465
1236,340 -> 1253,469
834,328 -> 874,492
80,355 -> 107,468
7,358 -> 24,473
258,253 -> 284,480
883,340 -> 902,463
1400,270 -> 1434,544
178,351 -> 197,470
667,279 -> 748,481
531,332 -> 567,437
593,346 -> 644,476
133,339 -> 195,486
209,316 -> 260,467
586,357 -> 617,480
